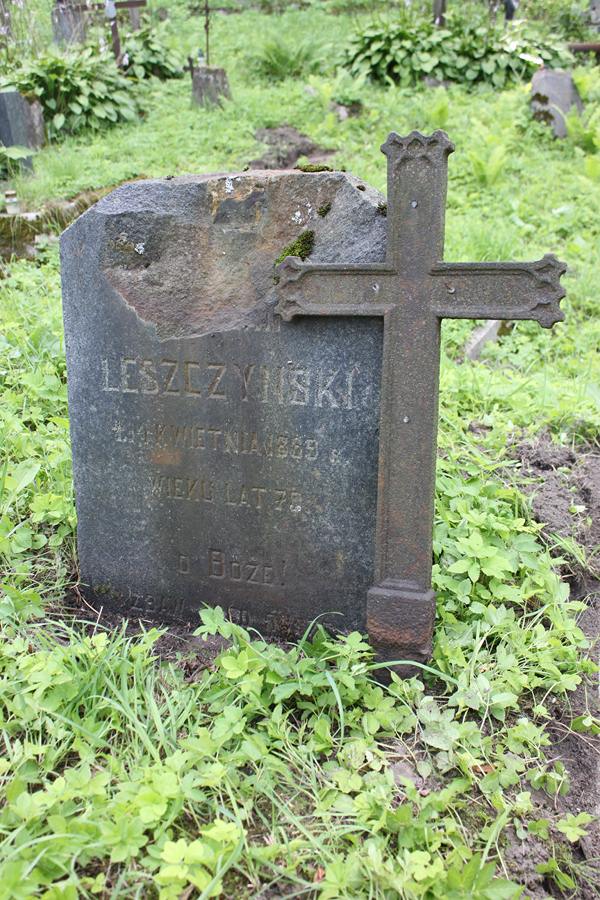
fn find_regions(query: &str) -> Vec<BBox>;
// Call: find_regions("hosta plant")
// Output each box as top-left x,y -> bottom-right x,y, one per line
0,48 -> 139,140
342,11 -> 572,89
120,20 -> 183,81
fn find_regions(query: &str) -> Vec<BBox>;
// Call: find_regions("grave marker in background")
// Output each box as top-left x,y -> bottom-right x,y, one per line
69,0 -> 147,61
52,0 -> 88,45
0,90 -> 45,169
61,132 -> 566,663
0,1 -> 11,45
531,69 -> 583,138
189,1 -> 231,106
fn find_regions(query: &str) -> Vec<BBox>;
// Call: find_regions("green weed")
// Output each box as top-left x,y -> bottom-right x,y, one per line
0,5 -> 599,898
252,38 -> 323,82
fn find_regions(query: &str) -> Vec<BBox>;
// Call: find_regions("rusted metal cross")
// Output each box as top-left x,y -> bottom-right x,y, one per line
275,130 -> 566,665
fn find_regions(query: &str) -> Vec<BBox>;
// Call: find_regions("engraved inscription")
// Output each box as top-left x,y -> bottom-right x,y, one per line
208,549 -> 286,586
125,589 -> 188,618
112,420 -> 321,461
176,549 -> 287,588
150,475 -> 303,513
101,356 -> 361,409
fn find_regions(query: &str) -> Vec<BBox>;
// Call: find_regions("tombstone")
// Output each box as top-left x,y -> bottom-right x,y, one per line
0,91 -> 45,170
191,66 -> 231,107
128,4 -> 143,30
52,1 -> 87,45
531,69 -> 583,139
464,320 -> 504,361
61,131 -> 566,664
0,1 -> 11,44
591,0 -> 600,29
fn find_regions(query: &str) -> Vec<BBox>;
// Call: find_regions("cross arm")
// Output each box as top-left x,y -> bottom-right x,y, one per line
431,254 -> 566,328
275,256 -> 393,320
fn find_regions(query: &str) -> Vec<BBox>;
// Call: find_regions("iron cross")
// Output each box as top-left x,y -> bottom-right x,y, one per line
275,130 -> 566,665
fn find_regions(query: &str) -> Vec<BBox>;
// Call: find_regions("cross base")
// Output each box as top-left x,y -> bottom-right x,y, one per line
367,581 -> 436,674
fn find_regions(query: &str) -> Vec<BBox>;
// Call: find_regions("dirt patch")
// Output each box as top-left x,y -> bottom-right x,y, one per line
504,434 -> 600,895
514,434 -> 600,578
249,126 -> 336,169
504,596 -> 600,898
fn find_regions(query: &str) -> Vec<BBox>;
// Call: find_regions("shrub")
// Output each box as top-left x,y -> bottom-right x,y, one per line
342,10 -> 573,89
120,20 -> 183,81
253,39 -> 322,82
0,49 -> 139,140
520,0 -> 595,41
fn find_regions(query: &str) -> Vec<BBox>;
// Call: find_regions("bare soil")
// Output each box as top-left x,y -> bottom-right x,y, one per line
505,434 -> 600,897
248,125 -> 336,169
514,436 -> 600,578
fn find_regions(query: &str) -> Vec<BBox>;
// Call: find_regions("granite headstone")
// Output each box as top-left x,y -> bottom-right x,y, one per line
61,133 -> 567,663
62,170 -> 386,643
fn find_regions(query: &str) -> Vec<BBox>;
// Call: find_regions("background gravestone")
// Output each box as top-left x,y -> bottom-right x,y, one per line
61,171 -> 387,639
52,0 -> 87,45
129,5 -> 142,29
531,69 -> 583,138
191,66 -> 231,107
0,90 -> 45,169
0,1 -> 11,43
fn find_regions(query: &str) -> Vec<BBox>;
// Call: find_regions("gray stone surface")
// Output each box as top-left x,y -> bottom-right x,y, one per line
0,91 -> 45,170
0,2 -> 11,40
51,3 -> 87,45
464,319 -> 502,361
61,170 -> 387,637
591,0 -> 600,29
191,67 -> 231,107
531,69 -> 583,139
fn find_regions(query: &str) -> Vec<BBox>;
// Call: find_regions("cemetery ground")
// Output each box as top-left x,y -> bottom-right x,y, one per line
1,4 -> 600,899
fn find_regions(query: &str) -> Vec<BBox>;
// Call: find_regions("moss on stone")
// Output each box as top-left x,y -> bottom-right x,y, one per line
317,201 -> 332,218
295,163 -> 333,173
274,229 -> 315,266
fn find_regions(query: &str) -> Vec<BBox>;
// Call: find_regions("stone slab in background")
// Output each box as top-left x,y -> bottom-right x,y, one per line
0,91 -> 45,169
0,186 -> 108,260
52,2 -> 88,44
464,320 -> 502,361
531,69 -> 583,138
61,170 -> 387,638
0,1 -> 11,39
129,6 -> 142,30
191,67 -> 231,107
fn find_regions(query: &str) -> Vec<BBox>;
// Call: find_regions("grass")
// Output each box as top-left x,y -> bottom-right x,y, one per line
1,4 -> 600,898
